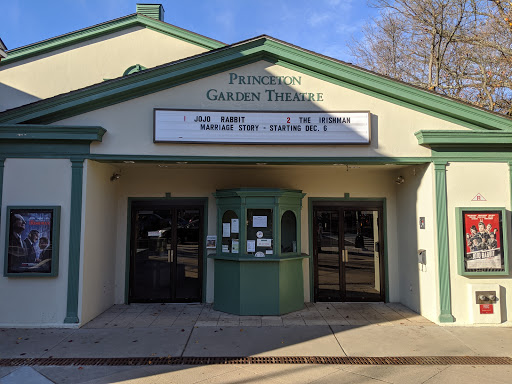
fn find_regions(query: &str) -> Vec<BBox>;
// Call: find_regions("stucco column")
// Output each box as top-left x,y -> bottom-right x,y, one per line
64,158 -> 84,323
434,161 -> 454,323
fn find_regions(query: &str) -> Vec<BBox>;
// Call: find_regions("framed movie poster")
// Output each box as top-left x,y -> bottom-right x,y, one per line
456,207 -> 508,276
4,206 -> 60,277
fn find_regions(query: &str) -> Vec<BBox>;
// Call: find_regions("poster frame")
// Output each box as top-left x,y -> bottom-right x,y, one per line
456,207 -> 509,276
4,206 -> 61,277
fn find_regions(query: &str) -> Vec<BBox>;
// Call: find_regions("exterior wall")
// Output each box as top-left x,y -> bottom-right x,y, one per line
395,164 -> 439,321
58,61 -> 470,158
111,165 -> 400,304
0,158 -> 71,326
445,162 -> 512,324
0,27 -> 208,111
80,160 -> 119,324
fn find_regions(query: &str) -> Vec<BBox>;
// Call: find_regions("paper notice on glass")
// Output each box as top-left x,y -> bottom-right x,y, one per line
252,215 -> 267,228
231,219 -> 239,233
265,250 -> 273,255
247,240 -> 256,253
222,244 -> 229,253
222,223 -> 231,237
206,235 -> 217,249
257,238 -> 272,247
232,239 -> 239,253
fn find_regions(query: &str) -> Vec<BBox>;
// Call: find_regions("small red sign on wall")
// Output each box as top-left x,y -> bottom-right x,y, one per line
480,304 -> 494,314
472,193 -> 487,201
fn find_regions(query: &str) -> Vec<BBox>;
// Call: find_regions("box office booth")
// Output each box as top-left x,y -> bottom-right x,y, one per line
0,4 -> 511,327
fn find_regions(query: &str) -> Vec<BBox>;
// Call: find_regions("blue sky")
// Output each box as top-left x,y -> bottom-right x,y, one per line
2,0 -> 376,62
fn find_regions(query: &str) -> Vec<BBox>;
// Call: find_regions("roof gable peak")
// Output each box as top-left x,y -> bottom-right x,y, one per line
1,13 -> 225,66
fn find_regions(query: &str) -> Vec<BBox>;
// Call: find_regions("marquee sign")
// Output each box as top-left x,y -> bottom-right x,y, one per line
154,109 -> 371,144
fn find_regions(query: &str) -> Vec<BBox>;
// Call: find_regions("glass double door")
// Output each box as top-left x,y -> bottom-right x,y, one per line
313,203 -> 384,302
130,201 -> 203,302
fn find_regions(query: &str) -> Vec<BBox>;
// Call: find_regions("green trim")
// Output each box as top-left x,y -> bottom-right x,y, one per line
3,205 -> 61,278
209,254 -> 308,262
274,60 -> 504,133
416,130 -> 512,149
202,200 -> 208,303
88,155 -> 432,165
455,207 -> 509,276
308,197 -> 388,302
136,4 -> 164,21
0,125 -> 106,141
432,152 -> 512,161
125,197 -> 208,304
434,162 -> 454,323
124,199 -> 133,304
0,125 -> 105,159
1,36 -> 511,132
64,159 -> 84,323
1,14 -> 224,66
123,64 -> 147,76
510,162 -> 512,220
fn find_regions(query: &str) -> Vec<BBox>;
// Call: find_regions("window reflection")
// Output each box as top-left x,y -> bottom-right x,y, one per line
281,210 -> 297,253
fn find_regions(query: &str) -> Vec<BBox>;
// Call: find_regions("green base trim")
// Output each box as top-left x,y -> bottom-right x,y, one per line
213,257 -> 304,315
64,159 -> 84,324
63,316 -> 80,324
439,313 -> 455,323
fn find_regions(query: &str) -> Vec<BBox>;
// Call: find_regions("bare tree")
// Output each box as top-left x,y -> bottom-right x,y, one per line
351,0 -> 512,115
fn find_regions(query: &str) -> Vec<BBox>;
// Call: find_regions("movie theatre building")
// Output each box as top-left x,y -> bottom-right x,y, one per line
1,4 -> 511,327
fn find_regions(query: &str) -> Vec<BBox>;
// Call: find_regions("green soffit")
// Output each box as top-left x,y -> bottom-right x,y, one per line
0,124 -> 106,142
415,130 -> 512,148
1,13 -> 225,66
1,36 -> 512,133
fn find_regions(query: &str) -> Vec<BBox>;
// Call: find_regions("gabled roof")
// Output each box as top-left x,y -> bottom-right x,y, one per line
0,13 -> 225,66
0,35 -> 511,133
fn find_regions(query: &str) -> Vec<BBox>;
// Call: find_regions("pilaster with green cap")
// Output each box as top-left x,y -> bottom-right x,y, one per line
434,161 -> 455,323
64,158 -> 84,323
0,158 -> 4,224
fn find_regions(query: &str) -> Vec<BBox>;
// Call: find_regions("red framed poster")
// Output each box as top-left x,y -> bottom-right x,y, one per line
462,210 -> 505,272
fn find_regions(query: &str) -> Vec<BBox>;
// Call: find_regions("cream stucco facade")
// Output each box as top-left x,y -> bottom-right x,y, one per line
1,4 -> 511,327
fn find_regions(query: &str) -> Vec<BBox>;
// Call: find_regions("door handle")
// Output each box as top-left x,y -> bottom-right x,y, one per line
170,249 -> 174,263
343,249 -> 349,263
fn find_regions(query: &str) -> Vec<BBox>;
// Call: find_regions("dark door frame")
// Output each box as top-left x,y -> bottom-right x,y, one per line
310,198 -> 387,302
126,198 -> 207,303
